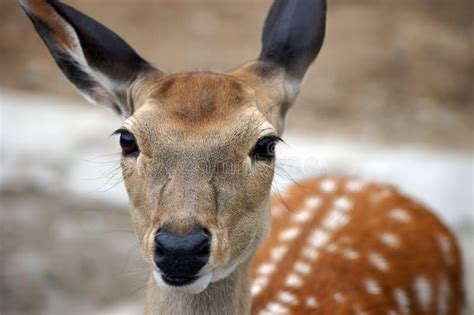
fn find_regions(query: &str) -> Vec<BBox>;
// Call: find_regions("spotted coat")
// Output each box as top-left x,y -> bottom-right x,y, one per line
251,177 -> 465,315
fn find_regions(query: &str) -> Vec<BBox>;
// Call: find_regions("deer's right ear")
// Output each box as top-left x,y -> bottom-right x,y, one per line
19,0 -> 163,117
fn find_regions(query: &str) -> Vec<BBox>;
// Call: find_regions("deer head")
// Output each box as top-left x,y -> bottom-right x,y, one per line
20,0 -> 326,295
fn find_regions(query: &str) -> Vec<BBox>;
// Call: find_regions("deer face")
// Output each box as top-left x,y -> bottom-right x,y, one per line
20,0 -> 325,294
120,73 -> 277,292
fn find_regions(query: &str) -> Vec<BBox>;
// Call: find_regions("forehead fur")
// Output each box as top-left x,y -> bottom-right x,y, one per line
150,72 -> 255,126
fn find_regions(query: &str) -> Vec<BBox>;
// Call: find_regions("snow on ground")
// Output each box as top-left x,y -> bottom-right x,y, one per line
1,89 -> 473,312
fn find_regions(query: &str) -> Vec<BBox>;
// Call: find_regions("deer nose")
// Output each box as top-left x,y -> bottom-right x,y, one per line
153,228 -> 211,286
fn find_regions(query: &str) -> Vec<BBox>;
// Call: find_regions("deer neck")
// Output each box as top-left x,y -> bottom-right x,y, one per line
146,259 -> 252,315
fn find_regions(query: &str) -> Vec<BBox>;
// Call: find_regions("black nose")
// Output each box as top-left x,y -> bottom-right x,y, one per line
154,228 -> 211,286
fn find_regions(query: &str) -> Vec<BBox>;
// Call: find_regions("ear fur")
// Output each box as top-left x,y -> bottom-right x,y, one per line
19,0 -> 163,117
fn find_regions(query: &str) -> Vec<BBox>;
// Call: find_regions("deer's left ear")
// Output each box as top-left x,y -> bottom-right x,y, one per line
19,0 -> 164,117
230,0 -> 326,133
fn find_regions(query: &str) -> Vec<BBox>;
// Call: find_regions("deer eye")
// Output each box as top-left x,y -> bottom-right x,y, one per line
251,135 -> 281,162
114,129 -> 139,156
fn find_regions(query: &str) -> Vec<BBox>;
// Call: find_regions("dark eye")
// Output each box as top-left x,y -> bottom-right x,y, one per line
115,129 -> 139,156
251,135 -> 281,162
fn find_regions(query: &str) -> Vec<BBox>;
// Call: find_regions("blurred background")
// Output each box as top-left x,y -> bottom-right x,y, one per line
0,0 -> 472,314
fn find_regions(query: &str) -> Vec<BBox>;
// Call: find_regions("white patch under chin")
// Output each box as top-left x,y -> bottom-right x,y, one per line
153,270 -> 213,295
211,231 -> 262,283
211,260 -> 240,282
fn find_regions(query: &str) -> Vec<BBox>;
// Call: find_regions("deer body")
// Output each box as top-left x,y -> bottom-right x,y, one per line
252,178 -> 464,314
20,0 -> 465,314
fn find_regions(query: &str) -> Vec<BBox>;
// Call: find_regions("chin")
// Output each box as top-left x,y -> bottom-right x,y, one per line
211,237 -> 261,283
210,260 -> 240,283
153,269 -> 213,294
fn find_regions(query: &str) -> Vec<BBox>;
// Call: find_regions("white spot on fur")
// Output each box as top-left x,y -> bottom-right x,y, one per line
342,249 -> 360,260
435,234 -> 453,266
302,247 -> 320,261
388,208 -> 412,223
333,196 -> 353,211
294,260 -> 311,275
258,262 -> 276,276
365,278 -> 381,295
270,245 -> 288,262
379,232 -> 401,248
368,252 -> 390,272
267,302 -> 289,314
251,283 -> 263,296
285,273 -> 303,288
322,210 -> 350,231
320,179 -> 336,193
253,277 -> 268,287
393,288 -> 410,315
333,292 -> 345,303
305,296 -> 318,309
345,180 -> 366,192
279,227 -> 300,242
251,276 -> 269,296
292,210 -> 311,223
414,275 -> 432,311
309,229 -> 330,248
305,196 -> 322,209
437,274 -> 450,315
278,291 -> 298,305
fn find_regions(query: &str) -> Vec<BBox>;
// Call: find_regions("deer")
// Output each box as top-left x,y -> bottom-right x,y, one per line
20,0 -> 466,314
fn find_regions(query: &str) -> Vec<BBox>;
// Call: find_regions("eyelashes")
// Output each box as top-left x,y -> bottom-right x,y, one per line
250,135 -> 282,162
113,128 -> 139,157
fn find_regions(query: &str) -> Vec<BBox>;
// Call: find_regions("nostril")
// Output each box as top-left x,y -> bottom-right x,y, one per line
155,246 -> 164,258
196,243 -> 210,258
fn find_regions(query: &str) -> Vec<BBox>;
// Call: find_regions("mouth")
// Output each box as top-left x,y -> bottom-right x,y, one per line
153,269 -> 213,294
161,274 -> 197,286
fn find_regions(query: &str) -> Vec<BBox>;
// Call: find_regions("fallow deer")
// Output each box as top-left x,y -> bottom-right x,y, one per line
20,0 -> 466,314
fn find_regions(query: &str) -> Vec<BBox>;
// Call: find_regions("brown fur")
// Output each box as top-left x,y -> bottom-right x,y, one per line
149,73 -> 254,127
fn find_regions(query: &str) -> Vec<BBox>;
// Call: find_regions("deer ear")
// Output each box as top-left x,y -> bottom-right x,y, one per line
231,0 -> 326,133
19,0 -> 163,117
259,0 -> 326,80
